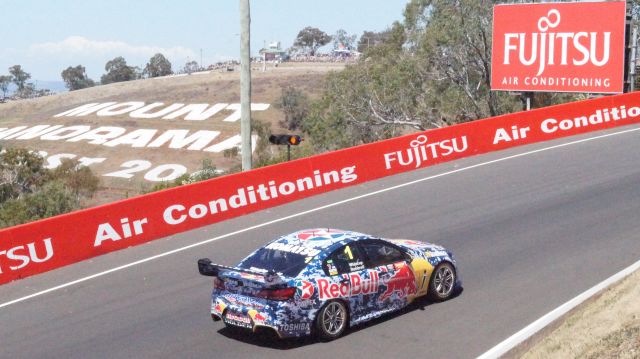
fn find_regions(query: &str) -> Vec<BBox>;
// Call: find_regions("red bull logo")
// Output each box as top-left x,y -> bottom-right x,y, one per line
379,262 -> 418,302
317,271 -> 379,300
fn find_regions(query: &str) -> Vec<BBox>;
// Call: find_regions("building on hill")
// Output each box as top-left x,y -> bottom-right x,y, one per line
258,41 -> 289,62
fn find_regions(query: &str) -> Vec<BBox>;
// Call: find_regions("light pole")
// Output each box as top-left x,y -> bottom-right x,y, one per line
240,0 -> 252,171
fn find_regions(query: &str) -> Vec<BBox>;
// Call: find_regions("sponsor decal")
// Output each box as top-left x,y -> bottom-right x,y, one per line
492,1 -> 626,93
540,105 -> 639,134
162,165 -> 358,226
317,271 -> 379,300
94,217 -> 148,247
238,272 -> 264,282
248,309 -> 267,324
296,280 -> 315,300
223,294 -> 266,309
296,229 -> 346,241
213,302 -> 227,314
0,238 -> 54,274
265,242 -> 320,257
349,261 -> 365,271
379,262 -> 418,302
224,312 -> 252,329
383,134 -> 468,170
279,322 -> 310,332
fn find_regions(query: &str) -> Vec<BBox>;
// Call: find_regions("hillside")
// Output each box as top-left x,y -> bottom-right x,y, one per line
0,62 -> 345,205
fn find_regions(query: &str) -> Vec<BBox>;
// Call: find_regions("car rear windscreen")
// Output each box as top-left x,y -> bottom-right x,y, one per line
238,248 -> 310,277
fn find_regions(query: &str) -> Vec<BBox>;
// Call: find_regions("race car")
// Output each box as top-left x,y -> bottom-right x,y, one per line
197,228 -> 460,340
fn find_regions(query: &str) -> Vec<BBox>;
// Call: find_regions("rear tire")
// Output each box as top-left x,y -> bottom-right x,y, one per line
428,262 -> 456,301
315,300 -> 348,341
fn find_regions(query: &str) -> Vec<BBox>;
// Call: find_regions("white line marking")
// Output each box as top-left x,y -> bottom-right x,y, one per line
476,257 -> 640,359
1,126 -> 640,310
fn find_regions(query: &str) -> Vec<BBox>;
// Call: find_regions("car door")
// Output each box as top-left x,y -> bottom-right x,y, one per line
358,240 -> 419,306
321,243 -> 380,321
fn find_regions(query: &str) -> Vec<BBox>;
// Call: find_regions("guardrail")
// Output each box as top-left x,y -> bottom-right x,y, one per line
1,92 -> 639,285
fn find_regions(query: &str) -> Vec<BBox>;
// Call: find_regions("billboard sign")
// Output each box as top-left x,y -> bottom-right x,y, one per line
491,1 -> 627,93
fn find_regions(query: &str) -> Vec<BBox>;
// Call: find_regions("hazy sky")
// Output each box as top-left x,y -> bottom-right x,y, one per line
0,0 -> 409,81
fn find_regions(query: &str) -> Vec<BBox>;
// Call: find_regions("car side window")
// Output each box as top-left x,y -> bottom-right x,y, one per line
323,244 -> 366,276
359,240 -> 407,268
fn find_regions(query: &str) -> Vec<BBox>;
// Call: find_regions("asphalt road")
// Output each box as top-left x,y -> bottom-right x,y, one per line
1,125 -> 640,359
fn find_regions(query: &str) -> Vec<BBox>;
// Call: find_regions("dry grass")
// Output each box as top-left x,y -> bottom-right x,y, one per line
520,268 -> 640,358
0,62 -> 344,205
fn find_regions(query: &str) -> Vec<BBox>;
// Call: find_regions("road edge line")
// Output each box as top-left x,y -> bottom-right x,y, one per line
476,257 -> 640,359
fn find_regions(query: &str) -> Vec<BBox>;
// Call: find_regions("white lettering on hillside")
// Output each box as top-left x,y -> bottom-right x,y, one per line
54,102 -> 270,122
0,124 -> 257,153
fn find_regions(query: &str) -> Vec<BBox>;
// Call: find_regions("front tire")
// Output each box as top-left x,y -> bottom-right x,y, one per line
428,262 -> 456,301
315,300 -> 348,341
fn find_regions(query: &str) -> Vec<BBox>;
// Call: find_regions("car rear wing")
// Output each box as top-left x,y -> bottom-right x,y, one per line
197,258 -> 283,284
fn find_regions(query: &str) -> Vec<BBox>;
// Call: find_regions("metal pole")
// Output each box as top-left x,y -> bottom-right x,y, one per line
240,0 -> 252,171
526,95 -> 531,111
630,26 -> 638,92
287,144 -> 291,161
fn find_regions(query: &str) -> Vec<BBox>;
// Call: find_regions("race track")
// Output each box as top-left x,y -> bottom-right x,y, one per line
1,125 -> 640,359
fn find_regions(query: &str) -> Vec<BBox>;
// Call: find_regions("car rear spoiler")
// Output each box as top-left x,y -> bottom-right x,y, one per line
197,258 -> 282,283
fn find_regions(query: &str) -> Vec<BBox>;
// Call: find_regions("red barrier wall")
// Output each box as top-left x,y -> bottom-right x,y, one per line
1,92 -> 639,285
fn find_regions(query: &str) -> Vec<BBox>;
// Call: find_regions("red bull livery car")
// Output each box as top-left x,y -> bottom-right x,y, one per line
197,229 -> 460,340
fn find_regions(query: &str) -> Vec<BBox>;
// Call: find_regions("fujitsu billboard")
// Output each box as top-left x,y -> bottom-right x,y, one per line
491,1 -> 626,93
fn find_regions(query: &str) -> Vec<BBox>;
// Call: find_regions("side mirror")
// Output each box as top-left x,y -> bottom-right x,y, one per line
197,258 -> 219,276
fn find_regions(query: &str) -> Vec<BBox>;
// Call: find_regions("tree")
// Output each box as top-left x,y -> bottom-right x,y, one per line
0,75 -> 11,98
100,56 -> 136,84
61,65 -> 95,91
293,27 -> 331,56
8,65 -> 30,92
49,159 -> 99,202
0,148 -> 47,202
277,86 -> 309,130
183,60 -> 199,74
0,148 -> 100,228
332,29 -> 357,51
144,53 -> 173,78
357,30 -> 393,52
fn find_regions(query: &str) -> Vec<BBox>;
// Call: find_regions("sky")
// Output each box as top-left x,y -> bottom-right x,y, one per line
0,0 -> 409,83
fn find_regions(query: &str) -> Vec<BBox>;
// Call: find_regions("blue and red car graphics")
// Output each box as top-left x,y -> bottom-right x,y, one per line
197,229 -> 460,338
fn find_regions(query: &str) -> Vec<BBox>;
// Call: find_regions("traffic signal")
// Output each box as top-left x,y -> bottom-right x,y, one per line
269,134 -> 303,146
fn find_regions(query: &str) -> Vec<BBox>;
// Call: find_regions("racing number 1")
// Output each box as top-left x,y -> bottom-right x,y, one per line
344,246 -> 353,260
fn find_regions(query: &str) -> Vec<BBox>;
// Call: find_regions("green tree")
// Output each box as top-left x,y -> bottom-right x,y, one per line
300,1 -> 526,152
0,75 -> 11,98
0,148 -> 101,228
277,86 -> 309,130
293,27 -> 332,56
61,65 -> 95,91
357,30 -> 393,52
144,53 -> 173,77
0,181 -> 76,228
0,147 -> 47,202
332,29 -> 357,51
8,65 -> 30,92
100,56 -> 136,84
49,159 -> 99,202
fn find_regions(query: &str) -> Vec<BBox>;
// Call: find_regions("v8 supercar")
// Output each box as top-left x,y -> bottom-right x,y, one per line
197,229 -> 460,340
